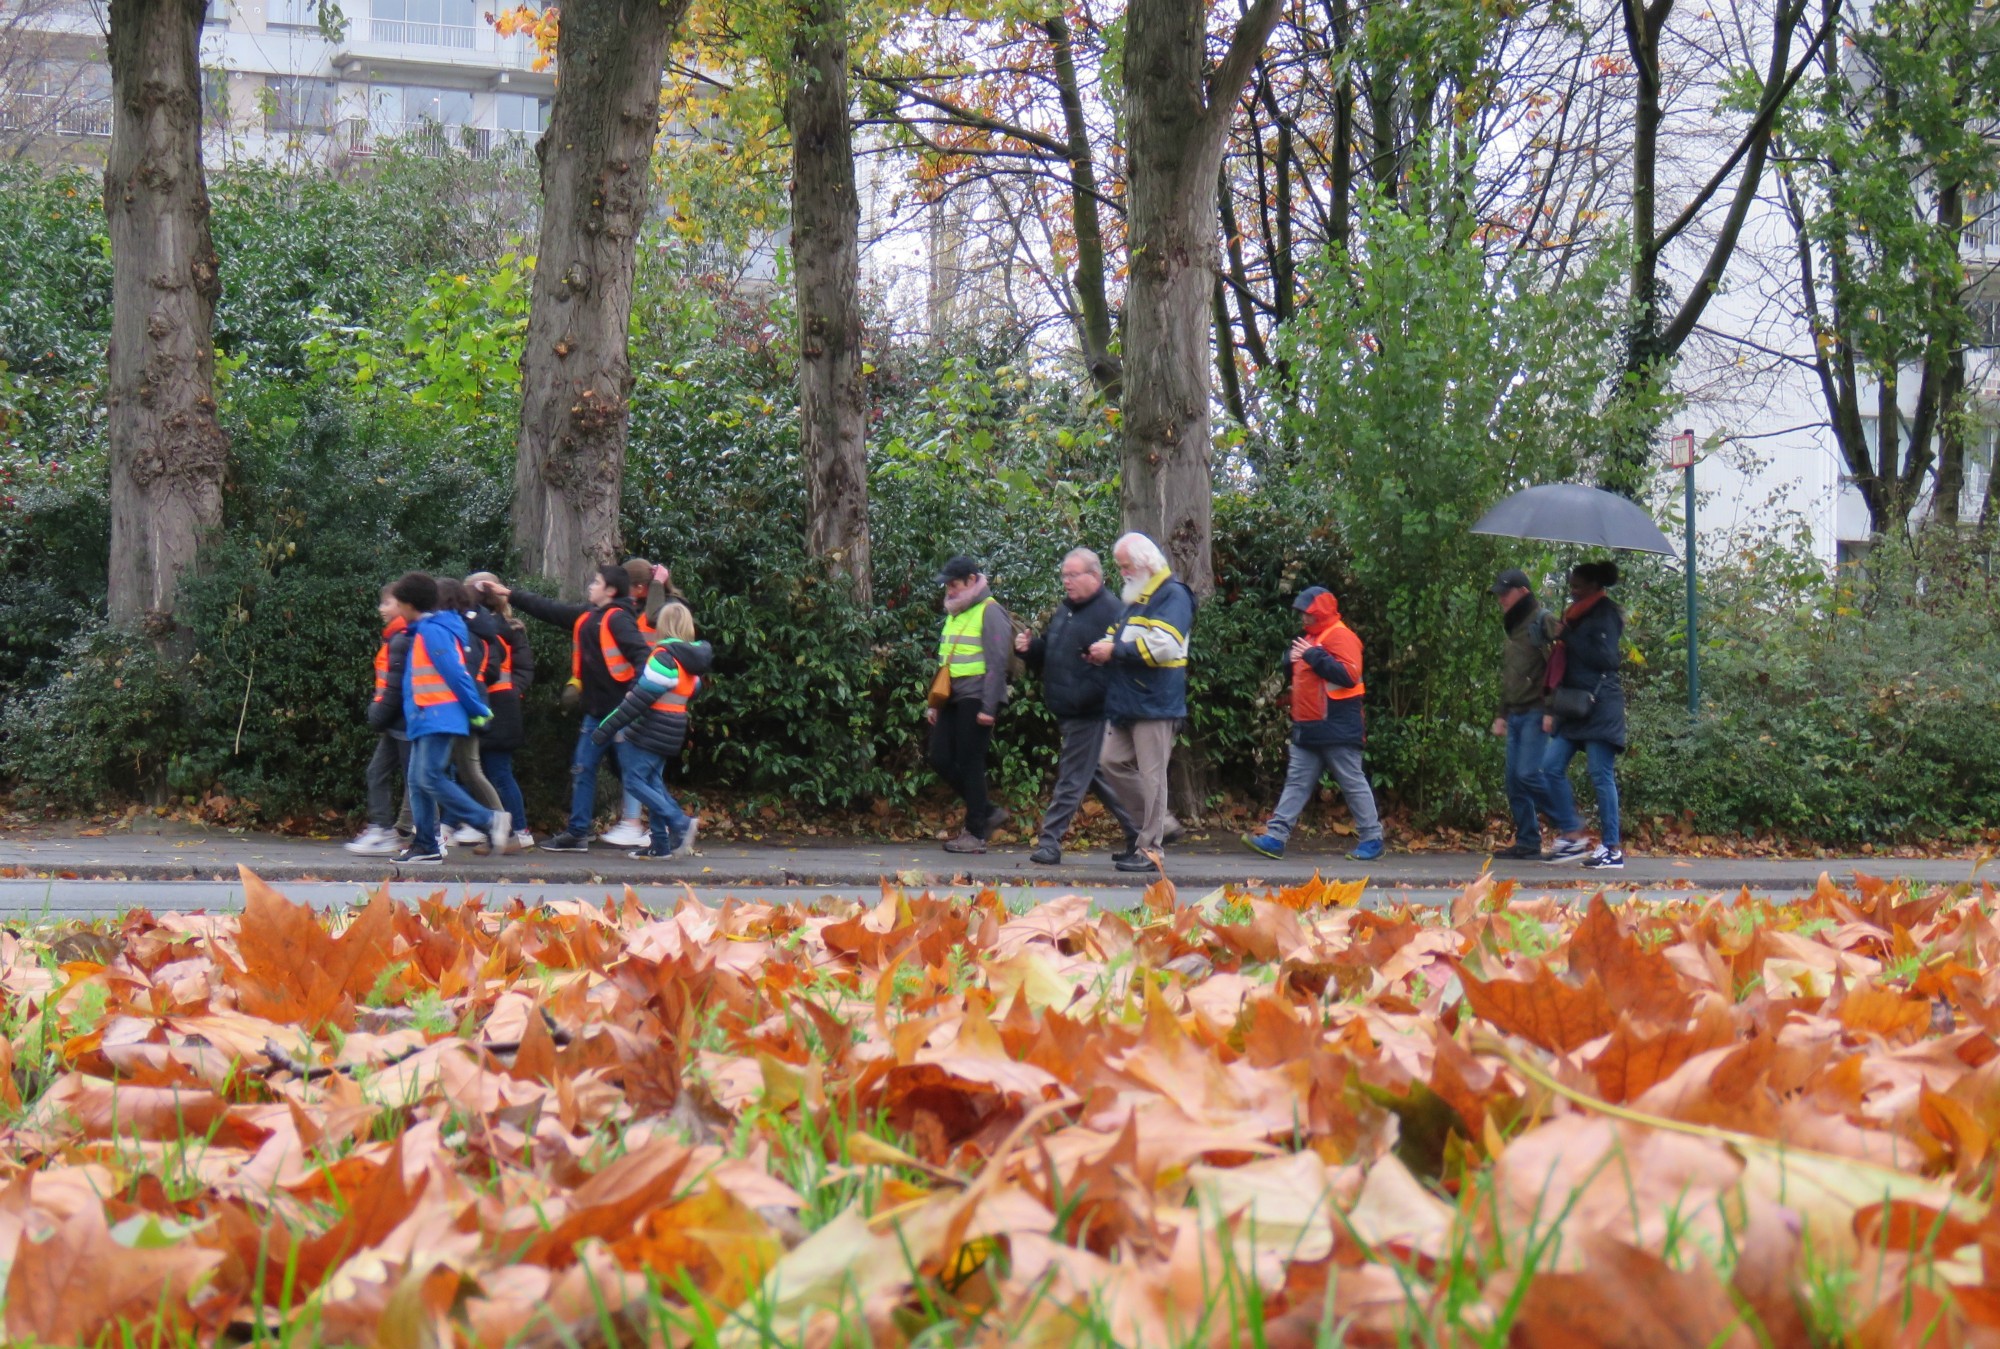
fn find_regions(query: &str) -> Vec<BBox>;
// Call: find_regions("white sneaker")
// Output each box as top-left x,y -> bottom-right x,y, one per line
515,831 -> 536,850
344,825 -> 399,856
599,820 -> 649,848
488,810 -> 512,855
672,817 -> 700,858
452,824 -> 486,845
1544,837 -> 1592,864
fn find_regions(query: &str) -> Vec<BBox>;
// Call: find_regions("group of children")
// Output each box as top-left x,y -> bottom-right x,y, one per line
347,558 -> 709,865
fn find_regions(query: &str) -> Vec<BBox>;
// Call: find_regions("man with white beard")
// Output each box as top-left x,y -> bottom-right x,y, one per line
1086,532 -> 1196,874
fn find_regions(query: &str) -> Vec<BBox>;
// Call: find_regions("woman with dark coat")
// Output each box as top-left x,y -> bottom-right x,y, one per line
468,572 -> 534,850
1540,559 -> 1628,870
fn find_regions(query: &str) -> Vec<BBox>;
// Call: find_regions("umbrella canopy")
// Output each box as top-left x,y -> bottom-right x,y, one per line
1469,483 -> 1678,556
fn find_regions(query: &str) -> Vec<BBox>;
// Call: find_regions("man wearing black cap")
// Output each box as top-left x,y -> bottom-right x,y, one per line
1490,567 -> 1560,859
927,555 -> 1014,853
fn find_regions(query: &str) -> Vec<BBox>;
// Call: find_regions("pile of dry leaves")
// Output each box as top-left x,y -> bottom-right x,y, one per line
1,866 -> 1998,1346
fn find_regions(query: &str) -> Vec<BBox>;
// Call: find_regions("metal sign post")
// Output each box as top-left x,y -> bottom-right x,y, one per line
1667,430 -> 1698,718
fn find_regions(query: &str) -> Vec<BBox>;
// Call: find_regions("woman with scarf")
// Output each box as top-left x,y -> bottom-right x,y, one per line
925,555 -> 1013,853
1541,560 -> 1628,870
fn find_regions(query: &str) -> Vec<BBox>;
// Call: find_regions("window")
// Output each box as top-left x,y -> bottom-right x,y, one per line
495,93 -> 547,134
370,82 -> 471,128
266,75 -> 335,132
202,68 -> 231,125
267,0 -> 320,27
369,0 -> 476,44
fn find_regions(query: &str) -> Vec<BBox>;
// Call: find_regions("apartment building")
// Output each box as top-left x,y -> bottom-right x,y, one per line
0,0 -> 553,165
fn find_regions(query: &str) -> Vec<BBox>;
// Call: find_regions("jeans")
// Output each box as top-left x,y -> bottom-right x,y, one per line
1261,741 -> 1382,844
408,733 -> 495,853
482,747 -> 527,835
1037,716 -> 1139,849
1503,712 -> 1561,848
364,734 -> 410,830
618,745 -> 691,849
929,700 -> 995,837
1542,733 -> 1620,848
1097,719 -> 1177,851
567,721 -> 621,838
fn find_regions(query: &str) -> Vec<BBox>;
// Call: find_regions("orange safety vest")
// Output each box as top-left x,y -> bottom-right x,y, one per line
572,609 -> 637,686
409,631 -> 456,709
483,630 -> 516,694
637,608 -> 657,640
1291,619 -> 1365,722
649,661 -> 699,715
372,615 -> 408,703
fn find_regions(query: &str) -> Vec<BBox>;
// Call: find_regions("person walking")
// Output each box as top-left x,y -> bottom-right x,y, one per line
590,601 -> 711,859
345,583 -> 412,856
499,565 -> 652,852
466,572 -> 535,852
1541,559 -> 1628,870
1241,586 -> 1385,862
437,578 -> 507,849
600,557 -> 674,848
927,555 -> 1012,854
389,572 -> 510,865
1489,568 -> 1562,860
1015,548 -> 1138,865
1089,533 -> 1195,875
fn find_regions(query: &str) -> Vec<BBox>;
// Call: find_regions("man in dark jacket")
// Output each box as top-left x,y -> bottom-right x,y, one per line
1015,547 -> 1139,865
1088,532 -> 1196,874
495,566 -> 653,852
1489,568 -> 1562,860
1242,587 -> 1384,862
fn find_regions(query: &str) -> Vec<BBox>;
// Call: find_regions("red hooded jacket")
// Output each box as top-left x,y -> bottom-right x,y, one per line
1289,591 -> 1366,747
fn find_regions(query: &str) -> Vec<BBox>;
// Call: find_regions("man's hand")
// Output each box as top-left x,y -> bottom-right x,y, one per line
976,712 -> 995,727
1288,636 -> 1313,661
925,707 -> 938,724
1086,639 -> 1113,665
1013,630 -> 1030,653
1543,715 -> 1555,735
1491,717 -> 1508,738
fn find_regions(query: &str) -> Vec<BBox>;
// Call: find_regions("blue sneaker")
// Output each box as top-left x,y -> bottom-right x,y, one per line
1347,838 -> 1385,862
1242,833 -> 1285,860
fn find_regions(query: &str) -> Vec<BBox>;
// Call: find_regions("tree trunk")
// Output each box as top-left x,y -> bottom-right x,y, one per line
790,0 -> 872,605
1120,0 -> 1281,597
103,0 -> 228,637
512,0 -> 684,597
1046,14 -> 1120,401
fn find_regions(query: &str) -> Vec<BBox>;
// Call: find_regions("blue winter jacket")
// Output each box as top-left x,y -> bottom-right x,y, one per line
1102,569 -> 1197,724
401,609 -> 492,738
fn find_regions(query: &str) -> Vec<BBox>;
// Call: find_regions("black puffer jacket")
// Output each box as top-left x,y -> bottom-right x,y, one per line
591,638 -> 715,758
474,609 -> 535,752
512,591 -> 651,717
1549,597 -> 1627,750
1022,585 -> 1122,720
366,629 -> 411,737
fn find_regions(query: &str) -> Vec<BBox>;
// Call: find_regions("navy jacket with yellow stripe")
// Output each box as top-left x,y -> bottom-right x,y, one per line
1103,569 -> 1196,723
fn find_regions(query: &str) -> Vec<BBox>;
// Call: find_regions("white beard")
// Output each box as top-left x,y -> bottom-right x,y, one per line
1120,573 -> 1149,603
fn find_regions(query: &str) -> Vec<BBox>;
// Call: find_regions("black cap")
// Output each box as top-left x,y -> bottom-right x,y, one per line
935,555 -> 981,585
1490,568 -> 1532,595
1292,585 -> 1329,612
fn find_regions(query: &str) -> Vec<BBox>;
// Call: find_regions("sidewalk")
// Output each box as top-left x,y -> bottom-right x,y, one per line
0,826 -> 1985,892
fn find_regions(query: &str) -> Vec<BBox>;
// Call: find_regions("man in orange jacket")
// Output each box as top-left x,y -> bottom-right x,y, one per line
1242,586 -> 1385,862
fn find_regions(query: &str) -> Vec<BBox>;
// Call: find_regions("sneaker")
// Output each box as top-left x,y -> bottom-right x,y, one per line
487,810 -> 512,856
1029,843 -> 1061,865
1347,838 -> 1385,862
628,841 -> 675,860
393,846 -> 444,865
1545,837 -> 1592,864
600,820 -> 649,849
1241,833 -> 1284,860
671,818 -> 700,858
1114,853 -> 1159,874
539,831 -> 590,853
451,824 -> 486,845
1582,846 -> 1626,871
515,831 -> 536,850
344,825 -> 399,856
1491,842 -> 1543,860
942,832 -> 987,854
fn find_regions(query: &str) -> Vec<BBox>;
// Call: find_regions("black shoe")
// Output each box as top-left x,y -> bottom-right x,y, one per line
539,831 -> 590,853
628,841 -> 675,859
393,847 -> 444,865
1491,842 -> 1543,860
1029,844 -> 1061,866
1581,846 -> 1626,870
1114,854 -> 1158,874
1111,837 -> 1139,864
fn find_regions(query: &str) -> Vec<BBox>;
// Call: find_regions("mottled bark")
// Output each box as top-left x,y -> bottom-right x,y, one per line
1120,0 -> 1282,597
104,0 -> 228,636
512,0 -> 685,597
790,0 -> 871,604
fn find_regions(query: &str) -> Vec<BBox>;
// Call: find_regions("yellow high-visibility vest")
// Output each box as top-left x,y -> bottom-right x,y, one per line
938,599 -> 991,679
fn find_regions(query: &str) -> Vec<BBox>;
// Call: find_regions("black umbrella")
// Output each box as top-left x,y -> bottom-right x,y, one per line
1469,483 -> 1678,556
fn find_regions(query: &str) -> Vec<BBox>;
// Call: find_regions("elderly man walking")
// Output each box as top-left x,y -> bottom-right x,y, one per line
1088,533 -> 1195,874
1015,548 -> 1139,865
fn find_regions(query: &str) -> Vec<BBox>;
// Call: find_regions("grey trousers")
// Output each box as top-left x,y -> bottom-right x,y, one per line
1262,741 -> 1382,844
365,734 -> 410,830
452,734 -> 503,813
1037,717 -> 1140,848
1097,719 -> 1176,852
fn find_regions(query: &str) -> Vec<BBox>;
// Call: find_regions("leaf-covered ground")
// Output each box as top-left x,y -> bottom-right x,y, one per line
2,867 -> 1998,1346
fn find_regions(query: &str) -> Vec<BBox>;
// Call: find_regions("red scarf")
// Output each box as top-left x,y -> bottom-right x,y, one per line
1544,590 -> 1607,690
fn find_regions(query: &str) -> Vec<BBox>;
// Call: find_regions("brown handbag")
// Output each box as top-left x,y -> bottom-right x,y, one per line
927,663 -> 954,709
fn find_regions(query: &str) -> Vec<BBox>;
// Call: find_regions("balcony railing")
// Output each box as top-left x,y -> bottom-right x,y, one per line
367,16 -> 480,47
0,94 -> 112,138
346,117 -> 534,162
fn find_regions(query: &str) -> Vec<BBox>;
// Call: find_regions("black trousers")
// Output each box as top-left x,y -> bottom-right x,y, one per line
929,699 -> 994,837
365,734 -> 411,830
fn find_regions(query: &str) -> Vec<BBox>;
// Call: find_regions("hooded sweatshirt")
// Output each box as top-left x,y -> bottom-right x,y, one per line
1289,591 -> 1365,748
400,609 -> 492,739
